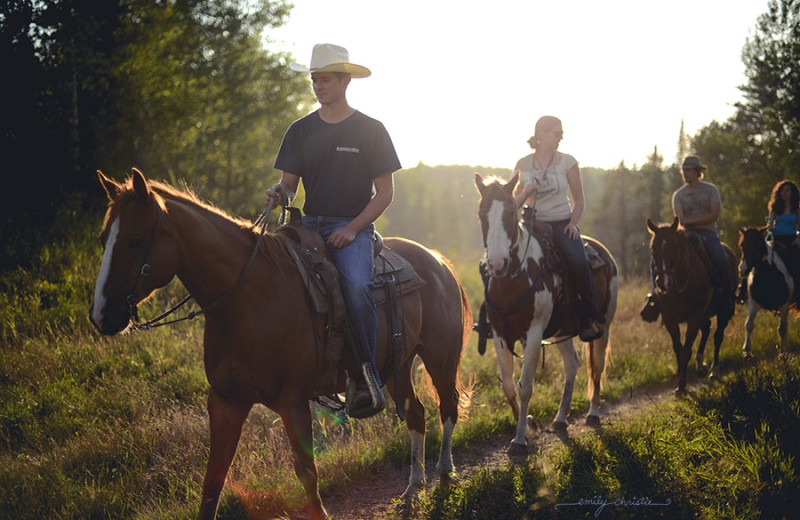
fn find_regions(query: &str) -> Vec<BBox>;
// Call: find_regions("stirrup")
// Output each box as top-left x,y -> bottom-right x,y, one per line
346,363 -> 385,419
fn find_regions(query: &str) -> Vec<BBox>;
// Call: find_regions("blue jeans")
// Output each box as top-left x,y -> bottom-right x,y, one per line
302,216 -> 379,382
691,228 -> 730,288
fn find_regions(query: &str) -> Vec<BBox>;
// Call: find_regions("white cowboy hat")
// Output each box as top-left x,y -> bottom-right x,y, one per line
289,43 -> 371,78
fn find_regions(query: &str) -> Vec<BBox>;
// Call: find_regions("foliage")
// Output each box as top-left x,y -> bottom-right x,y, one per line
0,0 -> 313,271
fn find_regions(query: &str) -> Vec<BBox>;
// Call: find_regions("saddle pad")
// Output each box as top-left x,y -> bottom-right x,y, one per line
585,243 -> 606,271
281,237 -> 426,313
374,248 -> 427,305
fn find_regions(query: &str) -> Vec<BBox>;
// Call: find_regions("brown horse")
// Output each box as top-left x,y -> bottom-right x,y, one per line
646,217 -> 737,394
88,168 -> 472,520
474,173 -> 617,453
738,226 -> 800,356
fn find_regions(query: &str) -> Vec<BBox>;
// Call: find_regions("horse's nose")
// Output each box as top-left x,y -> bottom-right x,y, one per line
487,255 -> 509,277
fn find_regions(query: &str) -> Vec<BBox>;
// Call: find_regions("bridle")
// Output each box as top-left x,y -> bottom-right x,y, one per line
125,197 -> 278,330
652,230 -> 695,295
479,195 -> 547,334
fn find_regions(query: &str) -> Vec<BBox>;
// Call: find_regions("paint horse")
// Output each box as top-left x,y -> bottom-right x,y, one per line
474,173 -> 618,453
89,169 -> 472,520
738,226 -> 800,357
646,217 -> 737,394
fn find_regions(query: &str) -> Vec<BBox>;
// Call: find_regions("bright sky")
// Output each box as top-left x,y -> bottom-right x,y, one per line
268,0 -> 770,171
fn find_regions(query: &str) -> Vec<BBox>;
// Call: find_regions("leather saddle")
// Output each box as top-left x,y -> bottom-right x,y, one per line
272,208 -> 426,394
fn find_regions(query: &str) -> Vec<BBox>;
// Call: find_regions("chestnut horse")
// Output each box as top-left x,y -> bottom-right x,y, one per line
474,173 -> 617,453
646,217 -> 737,394
738,226 -> 799,357
89,169 -> 472,520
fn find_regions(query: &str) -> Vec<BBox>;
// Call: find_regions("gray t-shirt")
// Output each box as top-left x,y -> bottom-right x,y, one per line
672,181 -> 721,232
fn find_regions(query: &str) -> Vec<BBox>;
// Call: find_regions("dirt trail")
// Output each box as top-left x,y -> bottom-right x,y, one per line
320,377 -> 694,520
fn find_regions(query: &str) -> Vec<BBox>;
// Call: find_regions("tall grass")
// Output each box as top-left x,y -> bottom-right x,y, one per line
2,204 -> 798,518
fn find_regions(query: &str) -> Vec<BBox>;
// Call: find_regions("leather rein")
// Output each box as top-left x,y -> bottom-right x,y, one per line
126,198 -> 280,331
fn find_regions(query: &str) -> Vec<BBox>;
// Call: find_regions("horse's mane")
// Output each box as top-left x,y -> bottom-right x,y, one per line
122,176 -> 291,270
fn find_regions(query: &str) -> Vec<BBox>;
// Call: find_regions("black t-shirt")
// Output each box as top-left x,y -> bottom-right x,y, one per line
274,110 -> 402,218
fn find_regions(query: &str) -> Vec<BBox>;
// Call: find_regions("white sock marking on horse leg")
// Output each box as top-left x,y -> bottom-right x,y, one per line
91,217 -> 120,328
404,430 -> 425,496
436,419 -> 455,477
554,340 -> 578,424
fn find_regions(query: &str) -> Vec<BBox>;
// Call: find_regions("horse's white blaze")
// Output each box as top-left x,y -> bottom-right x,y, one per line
485,200 -> 513,274
91,217 -> 120,327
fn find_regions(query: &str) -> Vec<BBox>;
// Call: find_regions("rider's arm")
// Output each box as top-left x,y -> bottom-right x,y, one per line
564,163 -> 585,239
327,172 -> 394,249
265,172 -> 300,207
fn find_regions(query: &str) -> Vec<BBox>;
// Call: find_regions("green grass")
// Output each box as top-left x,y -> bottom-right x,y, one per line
2,208 -> 799,519
403,353 -> 800,520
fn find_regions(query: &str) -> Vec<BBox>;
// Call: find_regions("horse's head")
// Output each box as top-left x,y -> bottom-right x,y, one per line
474,172 -> 520,277
738,226 -> 769,277
89,168 -> 179,335
646,216 -> 684,292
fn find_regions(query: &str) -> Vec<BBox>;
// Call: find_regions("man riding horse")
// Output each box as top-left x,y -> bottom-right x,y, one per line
265,44 -> 401,419
642,155 -> 735,321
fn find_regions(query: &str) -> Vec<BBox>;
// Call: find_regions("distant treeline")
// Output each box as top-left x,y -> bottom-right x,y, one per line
2,0 -> 799,278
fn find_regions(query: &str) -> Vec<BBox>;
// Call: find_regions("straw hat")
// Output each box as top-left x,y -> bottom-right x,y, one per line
289,43 -> 371,78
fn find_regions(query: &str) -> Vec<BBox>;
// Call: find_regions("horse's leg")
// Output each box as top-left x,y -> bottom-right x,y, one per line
742,299 -> 759,361
709,311 -> 732,379
552,338 -> 579,431
386,357 -> 427,499
493,336 -> 520,421
198,389 -> 252,520
695,319 -> 711,376
778,305 -> 790,352
510,336 -> 542,452
678,320 -> 703,394
281,402 -> 327,520
422,350 -> 461,483
664,320 -> 686,395
585,332 -> 609,426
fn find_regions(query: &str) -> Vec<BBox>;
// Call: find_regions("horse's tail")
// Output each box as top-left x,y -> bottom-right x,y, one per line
454,270 -> 475,416
586,264 -> 617,401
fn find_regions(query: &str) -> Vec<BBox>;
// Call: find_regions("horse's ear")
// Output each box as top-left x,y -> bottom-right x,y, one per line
506,171 -> 520,194
670,216 -> 679,230
131,167 -> 149,201
97,170 -> 121,201
474,172 -> 485,194
646,217 -> 658,233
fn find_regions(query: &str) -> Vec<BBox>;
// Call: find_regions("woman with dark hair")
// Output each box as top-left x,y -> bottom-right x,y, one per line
768,180 -> 800,249
512,115 -> 604,341
736,179 -> 800,304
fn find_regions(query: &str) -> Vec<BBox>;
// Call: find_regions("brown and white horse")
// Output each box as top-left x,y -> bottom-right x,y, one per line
474,173 -> 617,453
89,168 -> 472,520
738,226 -> 799,356
646,217 -> 737,393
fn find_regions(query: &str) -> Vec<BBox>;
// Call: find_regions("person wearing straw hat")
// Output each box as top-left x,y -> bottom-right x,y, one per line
641,154 -> 734,319
265,43 -> 401,419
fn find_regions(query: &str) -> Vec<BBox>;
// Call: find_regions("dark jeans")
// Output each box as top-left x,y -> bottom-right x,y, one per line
523,210 -> 599,319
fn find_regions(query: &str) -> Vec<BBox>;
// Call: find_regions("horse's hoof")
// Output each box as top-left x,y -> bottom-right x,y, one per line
674,387 -> 686,397
526,415 -> 539,431
696,363 -> 708,376
585,415 -> 601,427
552,420 -> 568,432
508,441 -> 528,458
742,351 -> 755,362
